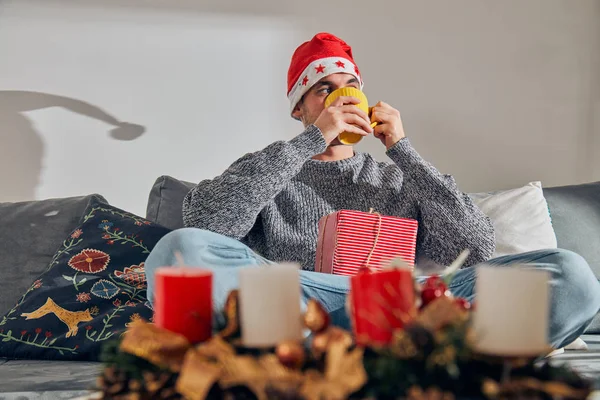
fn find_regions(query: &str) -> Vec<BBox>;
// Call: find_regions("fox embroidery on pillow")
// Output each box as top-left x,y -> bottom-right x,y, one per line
21,297 -> 93,338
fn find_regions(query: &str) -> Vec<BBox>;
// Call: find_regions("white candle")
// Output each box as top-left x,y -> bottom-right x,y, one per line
238,263 -> 303,347
473,266 -> 550,356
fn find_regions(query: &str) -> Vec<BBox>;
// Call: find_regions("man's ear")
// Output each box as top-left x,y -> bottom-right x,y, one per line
291,102 -> 303,121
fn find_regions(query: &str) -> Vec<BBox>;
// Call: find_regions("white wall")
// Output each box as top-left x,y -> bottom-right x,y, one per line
0,0 -> 598,216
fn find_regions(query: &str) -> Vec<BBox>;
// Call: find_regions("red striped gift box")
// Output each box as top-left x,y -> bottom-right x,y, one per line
314,210 -> 418,276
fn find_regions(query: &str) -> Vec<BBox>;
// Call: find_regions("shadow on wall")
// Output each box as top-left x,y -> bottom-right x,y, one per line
0,90 -> 146,202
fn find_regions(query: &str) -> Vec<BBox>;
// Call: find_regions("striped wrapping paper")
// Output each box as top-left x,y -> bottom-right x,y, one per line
314,210 -> 419,276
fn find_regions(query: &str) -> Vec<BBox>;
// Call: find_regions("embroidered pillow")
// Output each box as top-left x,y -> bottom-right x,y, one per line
0,200 -> 171,360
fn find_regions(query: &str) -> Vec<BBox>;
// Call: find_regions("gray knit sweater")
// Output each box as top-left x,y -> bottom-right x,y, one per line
183,125 -> 495,270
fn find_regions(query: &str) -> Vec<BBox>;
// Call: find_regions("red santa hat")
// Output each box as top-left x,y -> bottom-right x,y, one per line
287,32 -> 363,116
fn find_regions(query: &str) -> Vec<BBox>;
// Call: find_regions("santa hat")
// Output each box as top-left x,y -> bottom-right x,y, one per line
287,32 -> 363,116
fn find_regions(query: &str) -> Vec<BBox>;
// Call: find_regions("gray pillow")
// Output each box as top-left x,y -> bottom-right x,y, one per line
146,175 -> 195,230
544,181 -> 600,332
0,194 -> 107,316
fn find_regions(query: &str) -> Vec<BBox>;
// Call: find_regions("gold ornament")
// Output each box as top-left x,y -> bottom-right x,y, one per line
311,332 -> 330,360
304,299 -> 330,333
276,340 -> 306,370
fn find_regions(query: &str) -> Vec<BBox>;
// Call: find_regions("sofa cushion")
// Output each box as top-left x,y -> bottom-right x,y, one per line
0,199 -> 171,361
0,194 -> 107,317
146,175 -> 195,230
469,181 -> 557,258
543,181 -> 600,333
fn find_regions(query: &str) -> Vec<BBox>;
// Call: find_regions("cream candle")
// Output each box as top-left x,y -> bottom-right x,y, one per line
473,266 -> 550,356
238,264 -> 303,347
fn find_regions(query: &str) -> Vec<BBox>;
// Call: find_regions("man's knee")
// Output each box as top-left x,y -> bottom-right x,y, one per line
146,228 -> 228,273
550,248 -> 586,266
551,249 -> 600,320
551,249 -> 594,281
154,228 -> 229,250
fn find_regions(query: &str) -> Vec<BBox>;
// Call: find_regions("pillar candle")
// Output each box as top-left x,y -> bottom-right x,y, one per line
473,266 -> 550,356
238,264 -> 303,348
154,267 -> 212,344
350,267 -> 416,346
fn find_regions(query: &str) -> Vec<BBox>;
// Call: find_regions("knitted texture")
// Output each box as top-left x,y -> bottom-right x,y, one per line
183,125 -> 495,270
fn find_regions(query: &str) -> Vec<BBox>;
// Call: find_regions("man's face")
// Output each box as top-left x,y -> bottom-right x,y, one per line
292,72 -> 360,131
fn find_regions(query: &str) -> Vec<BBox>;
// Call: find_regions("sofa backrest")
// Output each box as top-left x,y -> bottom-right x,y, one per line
146,175 -> 195,230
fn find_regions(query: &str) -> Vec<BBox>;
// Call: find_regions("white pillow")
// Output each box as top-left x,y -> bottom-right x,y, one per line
469,181 -> 557,258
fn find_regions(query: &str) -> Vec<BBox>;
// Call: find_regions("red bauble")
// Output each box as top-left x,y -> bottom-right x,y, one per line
421,287 -> 443,307
455,297 -> 471,310
423,275 -> 447,291
421,275 -> 451,307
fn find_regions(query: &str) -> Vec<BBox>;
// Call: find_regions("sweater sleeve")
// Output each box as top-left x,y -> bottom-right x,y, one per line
182,125 -> 327,240
386,138 -> 495,267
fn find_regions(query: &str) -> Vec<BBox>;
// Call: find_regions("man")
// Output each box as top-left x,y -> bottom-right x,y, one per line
145,33 -> 599,349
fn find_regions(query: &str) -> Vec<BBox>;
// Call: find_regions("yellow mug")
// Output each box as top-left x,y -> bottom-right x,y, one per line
323,87 -> 379,145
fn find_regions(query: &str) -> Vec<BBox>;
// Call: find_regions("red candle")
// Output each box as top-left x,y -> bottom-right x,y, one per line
350,268 -> 416,346
153,267 -> 212,343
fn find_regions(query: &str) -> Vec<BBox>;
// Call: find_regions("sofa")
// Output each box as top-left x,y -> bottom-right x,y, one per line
0,176 -> 599,399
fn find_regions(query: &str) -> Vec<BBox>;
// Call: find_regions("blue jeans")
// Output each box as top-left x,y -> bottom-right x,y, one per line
145,228 -> 600,349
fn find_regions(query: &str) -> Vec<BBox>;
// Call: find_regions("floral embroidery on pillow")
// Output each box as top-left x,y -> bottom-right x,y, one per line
0,202 -> 170,360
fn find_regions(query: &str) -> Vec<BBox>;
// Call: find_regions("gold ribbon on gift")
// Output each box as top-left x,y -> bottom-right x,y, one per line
364,208 -> 383,271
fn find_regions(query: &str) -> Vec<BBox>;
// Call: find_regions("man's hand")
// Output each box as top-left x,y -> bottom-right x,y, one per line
313,96 -> 373,145
370,101 -> 406,149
